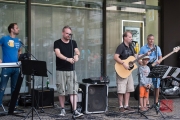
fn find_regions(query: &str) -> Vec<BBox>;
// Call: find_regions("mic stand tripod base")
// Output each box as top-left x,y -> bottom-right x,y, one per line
39,109 -> 44,113
149,104 -> 165,119
24,107 -> 41,120
137,108 -> 148,119
24,74 -> 42,120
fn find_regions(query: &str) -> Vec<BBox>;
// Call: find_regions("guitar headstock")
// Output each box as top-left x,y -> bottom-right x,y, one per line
143,47 -> 156,57
173,46 -> 180,52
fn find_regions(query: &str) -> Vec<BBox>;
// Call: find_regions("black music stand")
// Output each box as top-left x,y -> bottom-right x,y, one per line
147,65 -> 171,119
21,60 -> 48,120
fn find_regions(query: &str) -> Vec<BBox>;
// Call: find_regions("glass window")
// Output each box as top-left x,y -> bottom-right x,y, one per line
146,0 -> 158,6
31,0 -> 103,89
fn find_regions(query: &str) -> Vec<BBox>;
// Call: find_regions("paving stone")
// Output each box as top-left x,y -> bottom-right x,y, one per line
0,96 -> 179,120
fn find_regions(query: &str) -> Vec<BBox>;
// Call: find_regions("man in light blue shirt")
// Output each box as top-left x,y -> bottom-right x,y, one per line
139,34 -> 162,109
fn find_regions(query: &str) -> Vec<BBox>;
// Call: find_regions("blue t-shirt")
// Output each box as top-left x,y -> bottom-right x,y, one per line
0,35 -> 21,63
139,44 -> 162,63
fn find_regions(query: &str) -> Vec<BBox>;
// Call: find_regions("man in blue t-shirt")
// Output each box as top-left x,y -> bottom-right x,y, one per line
0,23 -> 21,111
139,34 -> 162,109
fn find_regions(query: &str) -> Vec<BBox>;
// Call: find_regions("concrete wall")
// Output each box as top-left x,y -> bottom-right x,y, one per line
161,0 -> 180,67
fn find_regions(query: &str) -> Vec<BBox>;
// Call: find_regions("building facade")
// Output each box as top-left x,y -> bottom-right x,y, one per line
1,0 -> 178,94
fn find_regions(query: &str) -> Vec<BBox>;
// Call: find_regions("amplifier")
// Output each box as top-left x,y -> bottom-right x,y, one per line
32,88 -> 54,109
82,76 -> 109,84
79,83 -> 108,114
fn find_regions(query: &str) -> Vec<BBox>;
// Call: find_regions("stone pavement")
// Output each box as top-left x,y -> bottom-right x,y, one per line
0,96 -> 180,120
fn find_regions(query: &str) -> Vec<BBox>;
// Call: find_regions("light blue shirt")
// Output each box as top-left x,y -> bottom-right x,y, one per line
139,44 -> 162,63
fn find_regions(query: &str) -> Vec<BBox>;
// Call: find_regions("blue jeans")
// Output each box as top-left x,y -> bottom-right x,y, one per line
152,78 -> 160,88
0,68 -> 20,105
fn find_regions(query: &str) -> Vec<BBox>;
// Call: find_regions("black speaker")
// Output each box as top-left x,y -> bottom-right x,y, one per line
79,83 -> 108,114
18,95 -> 31,106
32,88 -> 54,109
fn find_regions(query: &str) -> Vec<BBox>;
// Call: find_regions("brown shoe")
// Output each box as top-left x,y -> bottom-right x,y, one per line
119,107 -> 125,112
140,107 -> 147,111
144,106 -> 149,110
124,106 -> 135,112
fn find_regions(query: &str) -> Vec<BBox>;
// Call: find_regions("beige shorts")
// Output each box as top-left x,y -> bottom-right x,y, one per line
116,73 -> 134,94
56,71 -> 79,95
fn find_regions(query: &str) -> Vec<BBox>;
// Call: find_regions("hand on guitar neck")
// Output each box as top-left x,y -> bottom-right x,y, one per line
151,46 -> 180,67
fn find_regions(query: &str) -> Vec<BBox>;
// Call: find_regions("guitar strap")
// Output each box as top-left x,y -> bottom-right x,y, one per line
130,45 -> 135,55
152,45 -> 158,63
147,45 -> 157,68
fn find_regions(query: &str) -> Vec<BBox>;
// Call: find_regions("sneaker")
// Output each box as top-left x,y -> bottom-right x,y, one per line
119,107 -> 125,112
146,104 -> 151,108
124,106 -> 135,112
59,108 -> 66,116
0,104 -> 7,113
13,107 -> 25,113
156,102 -> 160,107
73,110 -> 83,118
155,102 -> 160,111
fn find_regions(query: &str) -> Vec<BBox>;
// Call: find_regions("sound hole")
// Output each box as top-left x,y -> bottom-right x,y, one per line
129,61 -> 134,70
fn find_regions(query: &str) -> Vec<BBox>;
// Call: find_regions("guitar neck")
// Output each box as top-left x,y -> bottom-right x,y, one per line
161,51 -> 175,61
132,48 -> 155,63
132,54 -> 147,63
152,51 -> 174,66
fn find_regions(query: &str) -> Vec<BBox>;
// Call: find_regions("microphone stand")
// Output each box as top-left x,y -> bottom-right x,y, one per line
20,42 -> 52,113
69,34 -> 76,118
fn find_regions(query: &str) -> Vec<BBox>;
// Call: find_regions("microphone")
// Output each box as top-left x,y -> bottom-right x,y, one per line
132,40 -> 137,44
130,40 -> 137,47
19,40 -> 25,46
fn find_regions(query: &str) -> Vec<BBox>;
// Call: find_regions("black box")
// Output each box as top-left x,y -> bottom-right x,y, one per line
32,88 -> 54,109
18,95 -> 31,106
79,83 -> 108,114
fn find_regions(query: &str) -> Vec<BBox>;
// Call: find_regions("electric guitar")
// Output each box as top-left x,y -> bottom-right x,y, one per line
151,46 -> 180,67
115,48 -> 155,78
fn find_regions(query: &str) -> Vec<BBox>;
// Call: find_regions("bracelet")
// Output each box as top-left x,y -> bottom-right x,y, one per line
65,57 -> 68,61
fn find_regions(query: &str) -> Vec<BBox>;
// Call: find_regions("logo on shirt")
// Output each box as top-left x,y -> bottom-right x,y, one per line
143,70 -> 149,77
8,40 -> 14,47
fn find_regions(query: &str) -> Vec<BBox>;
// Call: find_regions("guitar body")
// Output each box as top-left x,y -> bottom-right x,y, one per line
115,56 -> 137,78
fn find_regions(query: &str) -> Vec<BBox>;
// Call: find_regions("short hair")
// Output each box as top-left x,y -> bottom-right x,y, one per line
123,31 -> 132,40
62,25 -> 72,32
8,23 -> 17,33
147,34 -> 154,40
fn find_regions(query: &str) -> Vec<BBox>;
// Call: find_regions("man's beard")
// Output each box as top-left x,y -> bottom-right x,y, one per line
64,37 -> 70,41
14,32 -> 19,35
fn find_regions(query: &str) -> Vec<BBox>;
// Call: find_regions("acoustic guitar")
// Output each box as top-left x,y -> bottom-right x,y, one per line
115,48 -> 155,78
